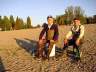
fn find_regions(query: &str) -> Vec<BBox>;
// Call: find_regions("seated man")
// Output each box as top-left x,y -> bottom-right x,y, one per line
37,15 -> 59,59
63,18 -> 84,60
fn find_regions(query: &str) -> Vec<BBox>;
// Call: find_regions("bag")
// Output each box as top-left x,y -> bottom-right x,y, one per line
49,44 -> 56,57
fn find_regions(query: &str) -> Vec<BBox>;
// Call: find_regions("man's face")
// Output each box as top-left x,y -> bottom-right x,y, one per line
74,19 -> 80,26
47,18 -> 54,25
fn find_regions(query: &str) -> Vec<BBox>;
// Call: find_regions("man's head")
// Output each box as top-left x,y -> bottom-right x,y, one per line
73,18 -> 81,26
47,15 -> 54,25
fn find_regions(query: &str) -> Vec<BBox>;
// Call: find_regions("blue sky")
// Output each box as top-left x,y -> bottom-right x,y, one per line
0,0 -> 96,26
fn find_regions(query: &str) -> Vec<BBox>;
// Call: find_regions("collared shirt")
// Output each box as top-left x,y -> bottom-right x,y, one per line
66,24 -> 84,40
48,23 -> 53,29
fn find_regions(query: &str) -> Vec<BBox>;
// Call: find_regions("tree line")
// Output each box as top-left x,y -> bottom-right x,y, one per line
0,6 -> 96,31
0,15 -> 32,31
55,6 -> 96,25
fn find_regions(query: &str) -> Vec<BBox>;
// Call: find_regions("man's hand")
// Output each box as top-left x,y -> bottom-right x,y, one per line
39,39 -> 46,45
64,39 -> 68,45
39,39 -> 43,45
50,40 -> 55,43
76,39 -> 80,46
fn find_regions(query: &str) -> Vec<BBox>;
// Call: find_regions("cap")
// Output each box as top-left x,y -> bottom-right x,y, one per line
47,15 -> 53,20
73,17 -> 80,20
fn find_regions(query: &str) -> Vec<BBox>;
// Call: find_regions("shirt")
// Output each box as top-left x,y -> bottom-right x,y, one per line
66,24 -> 84,40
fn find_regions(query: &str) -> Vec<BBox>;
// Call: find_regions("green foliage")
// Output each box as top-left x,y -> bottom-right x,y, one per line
56,15 -> 65,25
0,15 -> 33,31
0,16 -> 2,30
36,24 -> 41,28
27,16 -> 32,28
0,6 -> 96,31
93,15 -> 96,23
15,16 -> 25,30
10,15 -> 15,30
55,6 -> 87,25
2,16 -> 11,31
65,6 -> 74,25
86,15 -> 96,24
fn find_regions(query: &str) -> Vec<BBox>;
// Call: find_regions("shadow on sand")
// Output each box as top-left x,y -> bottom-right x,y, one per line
56,47 -> 79,62
0,57 -> 6,72
14,38 -> 38,57
15,38 -> 77,61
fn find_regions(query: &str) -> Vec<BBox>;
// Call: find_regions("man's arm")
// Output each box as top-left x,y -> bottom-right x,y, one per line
66,31 -> 72,39
76,25 -> 84,46
39,23 -> 47,40
64,30 -> 72,44
78,25 -> 84,40
53,24 -> 59,41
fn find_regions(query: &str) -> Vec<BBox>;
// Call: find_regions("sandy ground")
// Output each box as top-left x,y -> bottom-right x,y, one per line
0,24 -> 96,72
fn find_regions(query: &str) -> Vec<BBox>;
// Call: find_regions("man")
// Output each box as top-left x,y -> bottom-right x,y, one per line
63,18 -> 84,60
37,15 -> 59,59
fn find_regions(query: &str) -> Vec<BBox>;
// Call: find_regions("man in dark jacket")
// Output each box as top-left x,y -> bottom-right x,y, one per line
37,15 -> 59,59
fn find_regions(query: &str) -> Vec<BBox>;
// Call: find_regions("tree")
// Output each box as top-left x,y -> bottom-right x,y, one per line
64,6 -> 86,25
15,16 -> 19,30
37,24 -> 41,28
65,6 -> 74,25
74,6 -> 86,24
56,15 -> 66,25
15,16 -> 25,30
0,16 -> 2,30
93,15 -> 96,23
10,15 -> 15,30
27,16 -> 32,28
2,16 -> 11,31
85,15 -> 96,24
55,6 -> 86,25
56,15 -> 60,24
19,18 -> 25,29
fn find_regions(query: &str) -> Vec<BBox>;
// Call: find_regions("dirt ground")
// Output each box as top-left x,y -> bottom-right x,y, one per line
0,24 -> 96,72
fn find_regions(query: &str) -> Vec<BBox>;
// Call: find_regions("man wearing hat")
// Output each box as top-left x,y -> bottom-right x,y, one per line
37,15 -> 59,59
63,18 -> 85,61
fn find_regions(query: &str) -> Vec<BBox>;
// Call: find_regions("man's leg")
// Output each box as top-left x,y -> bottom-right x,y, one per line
37,39 -> 46,58
72,45 -> 76,55
63,43 -> 68,50
44,43 -> 49,58
63,39 -> 74,50
74,43 -> 81,60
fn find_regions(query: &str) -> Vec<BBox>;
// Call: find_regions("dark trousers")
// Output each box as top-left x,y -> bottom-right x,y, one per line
63,39 -> 81,58
37,39 -> 54,58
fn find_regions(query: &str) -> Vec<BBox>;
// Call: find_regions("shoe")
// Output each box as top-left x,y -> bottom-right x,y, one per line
75,57 -> 81,61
